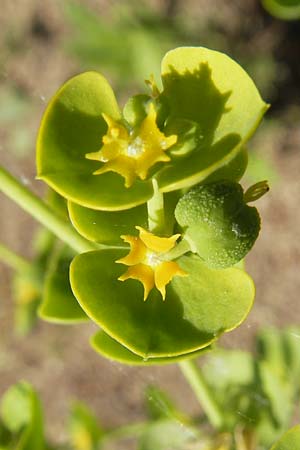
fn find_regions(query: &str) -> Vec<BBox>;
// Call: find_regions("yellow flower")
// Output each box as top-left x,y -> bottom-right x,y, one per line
116,226 -> 187,300
86,103 -> 177,188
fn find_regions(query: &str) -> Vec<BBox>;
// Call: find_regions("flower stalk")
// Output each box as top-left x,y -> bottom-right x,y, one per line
179,359 -> 225,430
0,166 -> 99,254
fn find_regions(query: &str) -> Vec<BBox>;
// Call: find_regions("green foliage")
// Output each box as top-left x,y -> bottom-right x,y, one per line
0,382 -> 44,450
32,45 -> 268,364
202,327 -> 300,447
71,249 -> 254,360
175,181 -> 261,269
38,245 -> 88,323
270,425 -> 300,449
68,202 -> 148,245
91,330 -> 212,366
262,0 -> 300,20
138,419 -> 198,450
37,47 -> 267,211
69,402 -> 103,450
63,1 -> 176,92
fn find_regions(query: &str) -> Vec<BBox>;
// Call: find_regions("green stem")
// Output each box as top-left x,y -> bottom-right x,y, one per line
179,359 -> 224,430
0,242 -> 33,273
163,238 -> 192,261
0,167 -> 98,254
147,179 -> 165,233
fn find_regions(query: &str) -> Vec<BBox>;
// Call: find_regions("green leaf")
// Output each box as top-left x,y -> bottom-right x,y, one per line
37,71 -> 153,210
70,249 -> 254,358
203,350 -> 255,390
138,419 -> 198,450
258,361 -> 294,431
38,246 -> 88,324
270,425 -> 300,450
257,326 -> 300,389
69,402 -> 103,450
157,47 -> 268,192
1,384 -> 31,433
1,382 -> 44,450
91,330 -> 211,365
262,0 -> 300,20
68,201 -> 148,245
144,386 -> 189,423
203,147 -> 248,184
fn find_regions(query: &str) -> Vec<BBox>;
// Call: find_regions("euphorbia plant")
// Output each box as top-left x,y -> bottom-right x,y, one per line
0,46 -> 270,438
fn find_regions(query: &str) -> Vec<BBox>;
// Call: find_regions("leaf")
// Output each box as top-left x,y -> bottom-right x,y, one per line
257,327 -> 300,383
258,361 -> 294,431
70,249 -> 254,358
204,147 -> 248,184
91,330 -> 211,365
138,419 -> 198,450
270,425 -> 300,450
37,71 -> 153,210
1,384 -> 31,433
1,382 -> 44,450
262,0 -> 300,20
144,386 -> 189,423
156,47 -> 268,192
38,246 -> 88,323
68,201 -> 148,245
69,402 -> 103,450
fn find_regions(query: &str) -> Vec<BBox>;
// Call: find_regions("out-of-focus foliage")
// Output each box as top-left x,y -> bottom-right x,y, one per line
270,425 -> 300,449
63,1 -> 181,92
202,326 -> 300,448
262,0 -> 300,20
2,325 -> 300,449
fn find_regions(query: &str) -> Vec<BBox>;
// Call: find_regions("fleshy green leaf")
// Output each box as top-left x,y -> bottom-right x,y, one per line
70,249 -> 254,358
262,0 -> 300,20
37,71 -> 153,210
38,247 -> 88,323
270,425 -> 300,450
68,201 -> 148,245
91,330 -> 211,365
156,47 -> 268,192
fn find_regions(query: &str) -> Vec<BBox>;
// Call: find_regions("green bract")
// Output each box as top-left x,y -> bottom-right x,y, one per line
70,250 -> 254,360
262,0 -> 300,20
175,181 -> 261,269
91,330 -> 212,365
68,201 -> 148,245
38,246 -> 88,323
37,47 -> 268,211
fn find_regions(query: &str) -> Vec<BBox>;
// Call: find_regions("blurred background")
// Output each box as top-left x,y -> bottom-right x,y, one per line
0,0 -> 300,448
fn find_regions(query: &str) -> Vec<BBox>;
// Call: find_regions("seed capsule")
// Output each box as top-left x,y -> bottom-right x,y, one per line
175,180 -> 261,269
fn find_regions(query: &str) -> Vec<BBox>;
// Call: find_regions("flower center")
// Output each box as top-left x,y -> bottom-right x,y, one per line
126,137 -> 144,158
145,250 -> 162,268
